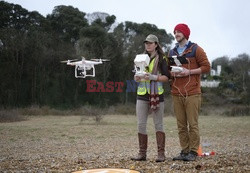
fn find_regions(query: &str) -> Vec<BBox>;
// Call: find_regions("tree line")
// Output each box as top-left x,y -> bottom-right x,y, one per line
0,1 -> 249,109
211,54 -> 250,104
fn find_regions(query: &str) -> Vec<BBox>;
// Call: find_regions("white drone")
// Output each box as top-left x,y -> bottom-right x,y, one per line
134,54 -> 150,77
61,56 -> 109,78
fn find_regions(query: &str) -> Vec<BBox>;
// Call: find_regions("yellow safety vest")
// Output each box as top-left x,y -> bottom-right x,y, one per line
137,57 -> 165,95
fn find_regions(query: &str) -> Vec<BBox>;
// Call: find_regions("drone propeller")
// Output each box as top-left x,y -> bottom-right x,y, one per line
60,59 -> 79,63
91,58 -> 110,62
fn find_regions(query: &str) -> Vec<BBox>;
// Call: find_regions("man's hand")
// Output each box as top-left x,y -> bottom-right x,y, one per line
172,67 -> 191,77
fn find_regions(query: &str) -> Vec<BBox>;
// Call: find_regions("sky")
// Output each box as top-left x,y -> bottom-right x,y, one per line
4,0 -> 250,62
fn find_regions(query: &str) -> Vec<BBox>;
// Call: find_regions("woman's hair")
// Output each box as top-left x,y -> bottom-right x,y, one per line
156,43 -> 165,62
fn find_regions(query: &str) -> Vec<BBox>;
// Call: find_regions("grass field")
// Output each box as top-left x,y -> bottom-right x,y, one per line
0,115 -> 249,172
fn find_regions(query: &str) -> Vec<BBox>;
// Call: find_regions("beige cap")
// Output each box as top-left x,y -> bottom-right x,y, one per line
144,34 -> 159,43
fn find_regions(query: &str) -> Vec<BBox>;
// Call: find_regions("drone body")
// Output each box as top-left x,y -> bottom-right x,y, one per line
61,57 -> 109,78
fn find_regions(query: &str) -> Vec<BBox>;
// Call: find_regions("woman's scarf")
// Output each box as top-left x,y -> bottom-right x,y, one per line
149,52 -> 160,111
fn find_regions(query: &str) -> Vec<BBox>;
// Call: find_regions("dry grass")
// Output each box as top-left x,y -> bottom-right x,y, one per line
0,115 -> 249,172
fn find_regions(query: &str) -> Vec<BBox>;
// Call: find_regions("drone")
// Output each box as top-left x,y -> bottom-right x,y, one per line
133,54 -> 150,79
61,56 -> 109,78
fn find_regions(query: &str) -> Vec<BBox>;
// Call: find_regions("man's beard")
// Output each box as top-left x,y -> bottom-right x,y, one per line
176,36 -> 185,43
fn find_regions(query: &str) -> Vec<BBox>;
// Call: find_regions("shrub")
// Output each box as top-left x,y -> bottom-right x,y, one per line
20,105 -> 66,115
111,103 -> 136,115
79,106 -> 107,123
0,110 -> 27,123
223,105 -> 250,116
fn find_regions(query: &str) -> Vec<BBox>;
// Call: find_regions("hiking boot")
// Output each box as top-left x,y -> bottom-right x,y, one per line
183,151 -> 197,161
173,151 -> 188,161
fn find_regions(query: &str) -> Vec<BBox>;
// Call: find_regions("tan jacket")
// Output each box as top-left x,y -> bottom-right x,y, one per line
169,43 -> 210,96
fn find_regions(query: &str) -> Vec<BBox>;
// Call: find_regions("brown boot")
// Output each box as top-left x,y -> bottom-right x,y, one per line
131,133 -> 147,161
155,131 -> 166,162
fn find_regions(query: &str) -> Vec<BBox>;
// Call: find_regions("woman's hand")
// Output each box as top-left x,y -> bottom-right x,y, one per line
134,75 -> 141,82
144,74 -> 158,81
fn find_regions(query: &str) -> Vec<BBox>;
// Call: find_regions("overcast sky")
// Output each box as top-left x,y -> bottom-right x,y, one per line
4,0 -> 250,62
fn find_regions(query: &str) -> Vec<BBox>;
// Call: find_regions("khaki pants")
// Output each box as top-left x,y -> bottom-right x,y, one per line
172,94 -> 201,153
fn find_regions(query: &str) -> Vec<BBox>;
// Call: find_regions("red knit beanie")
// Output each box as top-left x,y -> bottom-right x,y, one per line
174,23 -> 190,40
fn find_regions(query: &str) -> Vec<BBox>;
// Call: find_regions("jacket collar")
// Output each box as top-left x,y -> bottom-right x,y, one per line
173,41 -> 195,55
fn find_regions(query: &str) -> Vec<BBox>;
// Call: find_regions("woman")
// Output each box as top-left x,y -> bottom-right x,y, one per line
131,34 -> 170,162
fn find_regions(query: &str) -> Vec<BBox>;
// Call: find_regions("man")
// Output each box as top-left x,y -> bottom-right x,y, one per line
168,24 -> 210,161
